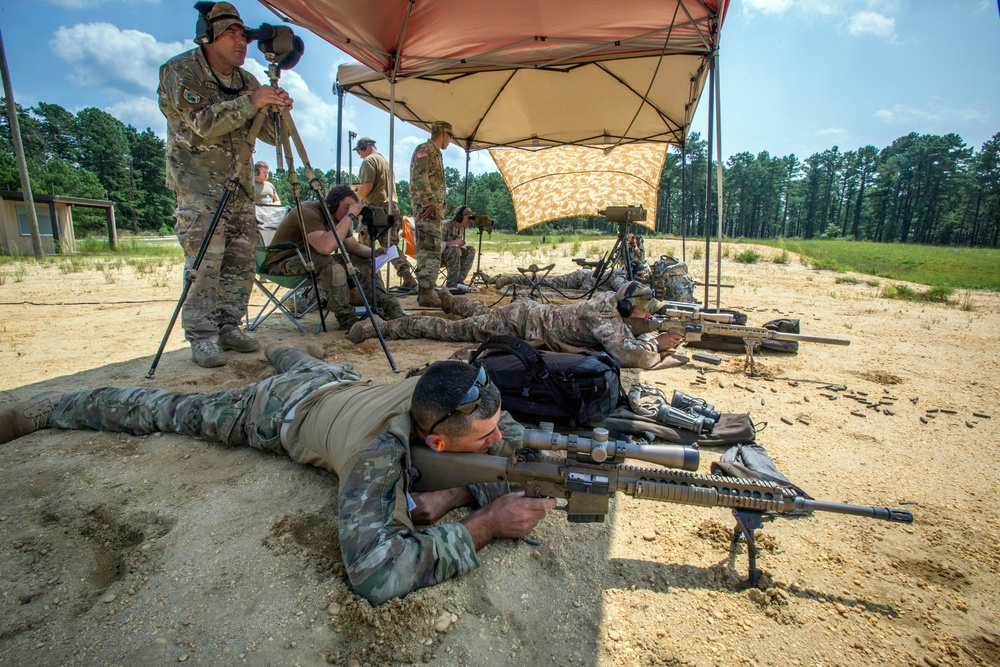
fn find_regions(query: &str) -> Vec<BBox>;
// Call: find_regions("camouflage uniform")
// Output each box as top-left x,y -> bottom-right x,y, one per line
409,139 -> 445,289
158,47 -> 276,342
264,202 -> 403,328
43,346 -> 521,606
499,267 -> 631,293
441,219 -> 475,287
370,292 -> 665,369
354,150 -> 414,282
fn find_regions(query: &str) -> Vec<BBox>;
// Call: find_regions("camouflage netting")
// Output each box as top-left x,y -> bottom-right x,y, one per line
489,144 -> 667,231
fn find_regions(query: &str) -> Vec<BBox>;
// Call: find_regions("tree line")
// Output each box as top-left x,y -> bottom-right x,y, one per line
3,97 -> 997,247
0,101 -> 174,236
657,131 -> 1000,247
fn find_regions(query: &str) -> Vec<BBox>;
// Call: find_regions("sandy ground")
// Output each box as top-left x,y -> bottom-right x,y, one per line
0,239 -> 998,667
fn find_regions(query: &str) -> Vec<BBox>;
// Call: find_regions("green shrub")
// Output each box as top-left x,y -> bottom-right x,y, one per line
734,249 -> 760,264
772,250 -> 789,264
835,276 -> 860,284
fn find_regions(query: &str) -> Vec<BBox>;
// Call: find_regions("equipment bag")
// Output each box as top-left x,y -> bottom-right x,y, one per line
469,335 -> 623,427
650,255 -> 697,303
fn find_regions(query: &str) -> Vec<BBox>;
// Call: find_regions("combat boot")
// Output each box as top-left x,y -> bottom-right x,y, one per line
417,286 -> 441,308
191,339 -> 227,368
347,315 -> 388,344
398,265 -> 418,291
218,326 -> 260,353
0,392 -> 64,444
436,286 -> 454,312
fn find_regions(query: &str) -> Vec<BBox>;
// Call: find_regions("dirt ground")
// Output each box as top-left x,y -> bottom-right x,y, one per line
0,239 -> 998,667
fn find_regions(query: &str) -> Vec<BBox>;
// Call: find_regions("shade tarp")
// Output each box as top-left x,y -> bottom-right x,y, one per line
490,144 -> 666,231
263,0 -> 727,149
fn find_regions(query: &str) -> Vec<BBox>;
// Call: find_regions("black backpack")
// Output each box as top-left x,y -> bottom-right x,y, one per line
469,335 -> 623,427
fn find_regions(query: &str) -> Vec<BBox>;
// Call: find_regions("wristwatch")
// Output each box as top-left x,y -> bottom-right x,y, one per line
346,212 -> 357,220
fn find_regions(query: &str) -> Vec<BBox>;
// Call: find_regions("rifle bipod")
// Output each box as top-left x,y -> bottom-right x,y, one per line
732,509 -> 774,585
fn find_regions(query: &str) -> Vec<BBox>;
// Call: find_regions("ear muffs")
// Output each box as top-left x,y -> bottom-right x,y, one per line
617,281 -> 641,317
194,1 -> 217,45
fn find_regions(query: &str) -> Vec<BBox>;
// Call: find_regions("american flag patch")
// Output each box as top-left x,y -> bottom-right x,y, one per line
416,151 -> 427,158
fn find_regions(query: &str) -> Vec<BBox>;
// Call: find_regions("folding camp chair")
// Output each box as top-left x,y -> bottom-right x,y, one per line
246,231 -> 324,333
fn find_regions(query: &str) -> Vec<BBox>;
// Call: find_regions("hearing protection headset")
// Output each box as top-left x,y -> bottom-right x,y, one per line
617,281 -> 644,317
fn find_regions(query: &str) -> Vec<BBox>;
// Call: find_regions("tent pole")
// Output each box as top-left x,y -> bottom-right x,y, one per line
388,79 -> 396,218
702,49 -> 716,310
335,84 -> 344,184
464,148 -> 470,204
714,49 -> 724,311
681,141 -> 686,262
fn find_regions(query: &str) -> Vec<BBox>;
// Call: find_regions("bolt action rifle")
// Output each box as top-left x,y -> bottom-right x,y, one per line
624,314 -> 851,375
410,423 -> 913,584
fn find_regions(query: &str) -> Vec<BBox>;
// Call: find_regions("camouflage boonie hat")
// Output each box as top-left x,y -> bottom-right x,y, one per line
203,2 -> 246,42
615,281 -> 663,314
430,121 -> 453,135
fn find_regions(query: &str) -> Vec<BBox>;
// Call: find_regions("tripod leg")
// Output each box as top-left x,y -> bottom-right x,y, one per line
280,109 -> 398,372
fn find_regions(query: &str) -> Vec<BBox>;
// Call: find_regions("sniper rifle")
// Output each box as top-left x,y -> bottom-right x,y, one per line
624,315 -> 851,375
410,423 -> 913,584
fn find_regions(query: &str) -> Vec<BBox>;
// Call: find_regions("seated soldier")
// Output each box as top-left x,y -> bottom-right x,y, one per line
490,261 -> 649,293
348,281 -> 682,370
442,206 -> 476,287
0,348 -> 556,606
264,185 -> 404,329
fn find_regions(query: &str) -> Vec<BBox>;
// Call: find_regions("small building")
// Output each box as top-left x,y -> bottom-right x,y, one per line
0,190 -> 117,255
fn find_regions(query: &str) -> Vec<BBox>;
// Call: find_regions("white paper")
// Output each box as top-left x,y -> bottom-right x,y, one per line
375,245 -> 399,271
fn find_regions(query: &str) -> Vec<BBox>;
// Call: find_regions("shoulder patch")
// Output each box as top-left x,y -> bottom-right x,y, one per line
415,150 -> 428,159
183,89 -> 202,105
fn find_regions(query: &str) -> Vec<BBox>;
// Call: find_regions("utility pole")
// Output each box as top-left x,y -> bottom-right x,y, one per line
0,26 -> 43,259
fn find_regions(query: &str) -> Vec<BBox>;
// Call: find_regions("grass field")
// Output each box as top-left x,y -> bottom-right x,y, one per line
753,238 -> 1000,291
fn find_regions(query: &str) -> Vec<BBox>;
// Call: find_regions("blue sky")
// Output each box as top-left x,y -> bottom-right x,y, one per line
1,0 -> 998,179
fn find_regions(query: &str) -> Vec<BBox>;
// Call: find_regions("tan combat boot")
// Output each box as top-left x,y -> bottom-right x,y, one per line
0,392 -> 64,444
417,286 -> 441,308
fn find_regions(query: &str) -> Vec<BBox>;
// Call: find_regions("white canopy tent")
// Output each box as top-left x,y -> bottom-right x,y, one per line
260,0 -> 729,304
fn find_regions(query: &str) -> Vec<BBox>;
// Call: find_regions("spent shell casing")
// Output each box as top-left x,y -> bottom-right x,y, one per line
972,412 -> 991,419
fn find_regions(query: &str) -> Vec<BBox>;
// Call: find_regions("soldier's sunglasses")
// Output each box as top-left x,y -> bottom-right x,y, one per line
425,365 -> 491,435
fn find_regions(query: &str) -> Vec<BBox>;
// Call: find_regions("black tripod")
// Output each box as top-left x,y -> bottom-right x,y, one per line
586,218 -> 637,300
468,224 -> 490,288
147,62 -> 397,378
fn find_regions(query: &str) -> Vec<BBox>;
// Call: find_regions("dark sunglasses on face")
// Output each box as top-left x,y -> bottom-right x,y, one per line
425,365 -> 491,436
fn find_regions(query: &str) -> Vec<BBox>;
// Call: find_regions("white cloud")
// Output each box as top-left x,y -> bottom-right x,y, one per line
48,0 -> 157,7
848,11 -> 896,39
817,127 -> 847,137
50,23 -> 186,94
874,101 -> 991,127
105,96 -> 165,135
740,0 -> 795,15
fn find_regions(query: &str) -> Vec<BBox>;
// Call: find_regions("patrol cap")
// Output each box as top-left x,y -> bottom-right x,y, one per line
204,2 -> 246,39
430,121 -> 453,136
354,136 -> 375,151
615,280 -> 663,314
453,205 -> 473,221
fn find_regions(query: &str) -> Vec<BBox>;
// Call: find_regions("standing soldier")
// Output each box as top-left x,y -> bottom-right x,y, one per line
158,2 -> 292,368
409,121 -> 452,307
353,136 -> 418,290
